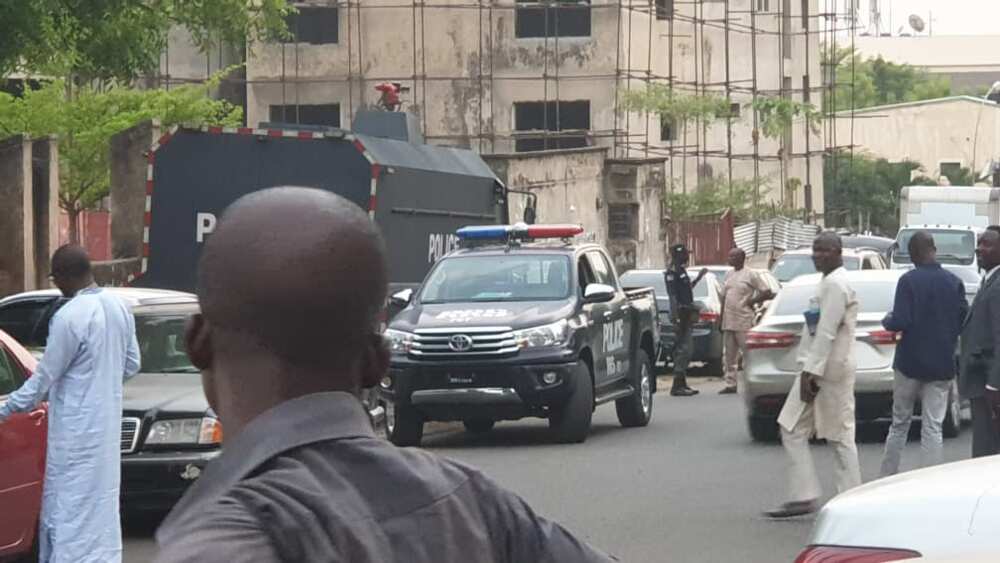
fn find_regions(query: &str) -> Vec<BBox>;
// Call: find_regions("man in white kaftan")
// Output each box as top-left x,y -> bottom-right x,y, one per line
0,246 -> 140,563
765,233 -> 862,518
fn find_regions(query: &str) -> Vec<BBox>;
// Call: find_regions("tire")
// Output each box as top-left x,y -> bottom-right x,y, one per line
943,384 -> 962,439
748,416 -> 779,442
386,401 -> 424,447
703,357 -> 724,378
616,350 -> 654,427
549,363 -> 594,444
463,418 -> 496,434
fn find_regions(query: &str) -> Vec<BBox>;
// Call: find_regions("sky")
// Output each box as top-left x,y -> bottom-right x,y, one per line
847,0 -> 1000,36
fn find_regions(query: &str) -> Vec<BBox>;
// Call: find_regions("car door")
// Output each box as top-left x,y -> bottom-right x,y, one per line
577,255 -> 609,383
586,250 -> 630,385
0,342 -> 46,557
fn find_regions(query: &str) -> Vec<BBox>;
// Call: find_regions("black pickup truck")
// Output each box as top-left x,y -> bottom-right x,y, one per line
381,224 -> 660,445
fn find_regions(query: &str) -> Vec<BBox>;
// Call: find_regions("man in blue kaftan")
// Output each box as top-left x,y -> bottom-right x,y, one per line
0,245 -> 140,563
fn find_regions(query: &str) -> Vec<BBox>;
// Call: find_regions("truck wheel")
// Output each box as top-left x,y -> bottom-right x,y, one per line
748,416 -> 779,442
387,401 -> 424,447
548,363 -> 594,444
616,350 -> 654,427
463,418 -> 496,434
943,384 -> 962,439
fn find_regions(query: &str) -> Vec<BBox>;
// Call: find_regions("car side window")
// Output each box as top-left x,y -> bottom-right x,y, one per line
862,257 -> 873,270
586,251 -> 617,288
0,347 -> 22,396
0,300 -> 51,346
578,257 -> 596,295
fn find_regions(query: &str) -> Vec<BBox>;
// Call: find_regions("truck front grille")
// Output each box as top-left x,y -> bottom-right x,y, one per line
121,417 -> 141,453
411,327 -> 518,358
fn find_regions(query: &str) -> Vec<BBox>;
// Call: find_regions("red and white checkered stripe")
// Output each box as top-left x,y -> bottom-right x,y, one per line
134,126 -> 381,283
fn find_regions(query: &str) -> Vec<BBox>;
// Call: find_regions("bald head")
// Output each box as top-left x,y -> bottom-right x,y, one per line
908,230 -> 936,265
197,187 -> 387,369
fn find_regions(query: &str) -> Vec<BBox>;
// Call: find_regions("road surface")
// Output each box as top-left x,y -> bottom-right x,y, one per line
125,377 -> 973,562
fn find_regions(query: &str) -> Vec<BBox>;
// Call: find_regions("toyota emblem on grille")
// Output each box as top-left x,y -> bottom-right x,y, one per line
449,334 -> 474,352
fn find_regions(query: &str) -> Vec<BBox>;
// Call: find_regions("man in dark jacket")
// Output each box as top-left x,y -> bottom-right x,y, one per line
879,231 -> 968,476
960,228 -> 1000,457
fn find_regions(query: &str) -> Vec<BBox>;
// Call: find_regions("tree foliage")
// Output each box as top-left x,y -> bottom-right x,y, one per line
751,96 -> 822,139
666,176 -> 798,223
823,46 -> 951,112
0,0 -> 291,83
621,84 -> 733,126
823,149 -> 932,235
0,73 -> 242,241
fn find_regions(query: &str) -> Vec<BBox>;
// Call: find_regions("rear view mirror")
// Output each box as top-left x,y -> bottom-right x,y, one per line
390,288 -> 414,307
583,283 -> 615,304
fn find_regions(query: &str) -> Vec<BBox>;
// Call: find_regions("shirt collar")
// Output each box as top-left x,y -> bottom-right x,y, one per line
158,391 -> 375,539
986,264 -> 1000,283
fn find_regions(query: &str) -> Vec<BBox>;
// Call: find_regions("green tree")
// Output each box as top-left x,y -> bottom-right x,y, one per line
0,74 -> 242,243
621,84 -> 733,131
0,1 -> 290,83
823,46 -> 951,112
823,149 -> 930,235
666,176 -> 798,223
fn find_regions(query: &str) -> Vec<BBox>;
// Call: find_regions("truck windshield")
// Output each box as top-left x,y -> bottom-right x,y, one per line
135,315 -> 198,374
893,229 -> 976,266
420,255 -> 572,303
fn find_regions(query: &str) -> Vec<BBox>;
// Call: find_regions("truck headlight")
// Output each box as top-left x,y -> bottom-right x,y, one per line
384,328 -> 415,354
514,319 -> 570,349
145,417 -> 223,446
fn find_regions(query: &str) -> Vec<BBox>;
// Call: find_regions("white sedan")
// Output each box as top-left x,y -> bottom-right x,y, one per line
797,456 -> 1000,561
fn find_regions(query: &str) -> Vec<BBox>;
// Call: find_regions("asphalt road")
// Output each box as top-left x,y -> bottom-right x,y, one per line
124,377 -> 973,562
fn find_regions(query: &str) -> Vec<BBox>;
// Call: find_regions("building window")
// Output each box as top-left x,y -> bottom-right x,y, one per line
514,100 -> 590,152
284,5 -> 338,45
608,204 -> 639,240
515,1 -> 591,38
940,161 -> 963,182
655,0 -> 673,20
660,116 -> 677,142
802,75 -> 810,103
756,0 -> 769,12
729,102 -> 741,118
269,103 -> 341,127
801,0 -> 809,29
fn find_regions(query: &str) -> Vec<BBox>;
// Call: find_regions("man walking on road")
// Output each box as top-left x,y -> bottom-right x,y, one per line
879,231 -> 967,476
0,245 -> 140,563
960,228 -> 1000,458
766,233 -> 861,518
664,243 -> 708,397
718,248 -> 774,394
155,187 -> 614,563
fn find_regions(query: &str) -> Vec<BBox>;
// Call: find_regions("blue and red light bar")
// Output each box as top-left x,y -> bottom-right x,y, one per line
456,223 -> 584,241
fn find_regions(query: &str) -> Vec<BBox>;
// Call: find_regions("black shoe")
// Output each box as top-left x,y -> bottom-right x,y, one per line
671,386 -> 699,397
763,500 -> 818,519
719,386 -> 738,395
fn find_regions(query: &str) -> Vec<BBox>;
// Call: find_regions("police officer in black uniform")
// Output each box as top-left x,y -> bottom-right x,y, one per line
665,243 -> 708,397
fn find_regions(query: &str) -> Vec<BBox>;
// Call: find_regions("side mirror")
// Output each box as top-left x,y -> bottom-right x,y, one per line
583,283 -> 616,304
523,201 -> 537,225
390,288 -> 414,307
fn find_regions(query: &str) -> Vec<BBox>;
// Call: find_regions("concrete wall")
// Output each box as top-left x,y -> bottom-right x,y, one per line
484,147 -> 668,273
833,98 -> 1000,180
0,136 -> 35,297
111,120 -> 160,260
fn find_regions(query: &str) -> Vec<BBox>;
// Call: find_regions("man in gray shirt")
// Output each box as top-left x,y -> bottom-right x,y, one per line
154,187 -> 614,563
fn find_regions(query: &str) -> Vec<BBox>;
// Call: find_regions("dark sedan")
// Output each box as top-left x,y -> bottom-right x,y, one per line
619,269 -> 724,376
0,288 -> 217,513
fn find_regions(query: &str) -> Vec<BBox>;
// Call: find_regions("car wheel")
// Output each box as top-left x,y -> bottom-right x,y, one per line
748,416 -> 779,442
616,350 -> 654,428
386,401 -> 424,447
943,383 -> 962,439
463,418 -> 496,434
549,362 -> 594,444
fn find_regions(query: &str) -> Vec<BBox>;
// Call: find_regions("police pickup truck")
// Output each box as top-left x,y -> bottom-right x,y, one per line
381,224 -> 660,446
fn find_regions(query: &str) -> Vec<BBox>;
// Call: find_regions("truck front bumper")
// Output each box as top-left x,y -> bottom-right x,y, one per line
382,358 -> 581,422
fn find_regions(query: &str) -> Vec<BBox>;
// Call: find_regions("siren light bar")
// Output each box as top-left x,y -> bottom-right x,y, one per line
456,223 -> 584,241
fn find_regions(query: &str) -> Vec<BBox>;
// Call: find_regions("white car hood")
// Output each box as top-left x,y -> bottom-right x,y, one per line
811,456 -> 1000,556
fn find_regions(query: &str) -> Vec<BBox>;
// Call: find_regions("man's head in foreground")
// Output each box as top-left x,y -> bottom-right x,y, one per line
185,187 -> 389,437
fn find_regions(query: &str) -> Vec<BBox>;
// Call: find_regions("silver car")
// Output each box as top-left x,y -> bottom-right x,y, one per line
800,456 -> 1000,561
741,269 -> 962,442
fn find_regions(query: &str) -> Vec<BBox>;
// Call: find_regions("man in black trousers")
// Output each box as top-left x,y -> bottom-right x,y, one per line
960,227 -> 1000,457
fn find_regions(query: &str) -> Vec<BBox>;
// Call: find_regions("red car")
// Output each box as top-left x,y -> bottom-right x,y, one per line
0,329 -> 44,561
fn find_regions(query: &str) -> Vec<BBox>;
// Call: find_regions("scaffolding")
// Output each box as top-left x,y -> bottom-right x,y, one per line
153,0 -> 861,215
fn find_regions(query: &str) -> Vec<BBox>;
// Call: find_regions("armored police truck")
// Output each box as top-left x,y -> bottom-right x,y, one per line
381,224 -> 660,445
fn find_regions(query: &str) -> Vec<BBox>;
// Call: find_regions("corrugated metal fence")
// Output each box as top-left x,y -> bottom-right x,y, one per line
734,217 -> 820,256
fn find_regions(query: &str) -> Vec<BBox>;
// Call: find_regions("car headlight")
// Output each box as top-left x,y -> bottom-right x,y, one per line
384,328 -> 415,354
145,417 -> 223,446
513,319 -> 570,349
